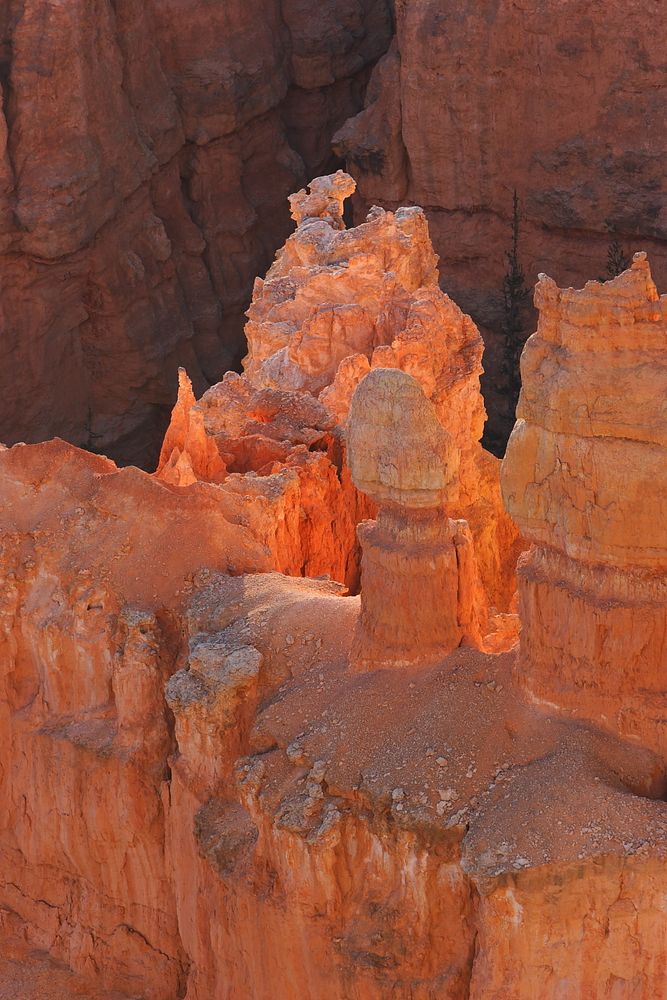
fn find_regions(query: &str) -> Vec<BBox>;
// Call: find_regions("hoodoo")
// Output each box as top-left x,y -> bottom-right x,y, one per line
0,177 -> 665,998
348,368 -> 485,666
158,173 -> 522,638
1,0 -> 666,988
502,252 -> 667,754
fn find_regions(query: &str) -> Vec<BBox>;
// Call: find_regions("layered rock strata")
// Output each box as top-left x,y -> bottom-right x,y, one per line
0,438 -> 281,998
335,0 -> 667,444
159,172 -> 523,633
502,253 -> 667,756
0,0 -> 393,466
2,246 -> 666,996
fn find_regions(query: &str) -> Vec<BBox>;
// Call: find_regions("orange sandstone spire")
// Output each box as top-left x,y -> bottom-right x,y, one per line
156,368 -> 226,486
502,253 -> 667,755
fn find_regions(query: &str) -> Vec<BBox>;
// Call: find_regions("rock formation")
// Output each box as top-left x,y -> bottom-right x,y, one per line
502,252 -> 667,757
0,436 -> 284,999
1,203 -> 666,995
4,1 -> 665,466
0,0 -> 393,467
348,368 -> 485,665
335,0 -> 667,445
158,172 -> 523,636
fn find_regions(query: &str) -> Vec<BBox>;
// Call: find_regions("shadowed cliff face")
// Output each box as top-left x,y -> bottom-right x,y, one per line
2,1 -> 665,465
335,0 -> 667,450
0,0 -> 393,467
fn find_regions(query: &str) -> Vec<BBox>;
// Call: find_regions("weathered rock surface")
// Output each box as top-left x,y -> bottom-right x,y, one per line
335,0 -> 667,445
160,173 -> 523,629
0,437 -> 283,997
348,368 -> 485,665
1,241 -> 665,996
157,363 -> 370,590
0,935 -> 134,1000
502,253 -> 667,757
0,0 -> 393,467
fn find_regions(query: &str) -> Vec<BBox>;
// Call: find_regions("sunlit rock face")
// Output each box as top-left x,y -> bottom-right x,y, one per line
159,172 -> 523,636
335,0 -> 667,446
0,437 -> 276,998
347,368 -> 487,666
502,253 -> 667,756
1,196 -> 666,996
0,0 -> 393,467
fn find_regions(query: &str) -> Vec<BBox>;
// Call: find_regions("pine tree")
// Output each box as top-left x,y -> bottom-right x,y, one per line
605,239 -> 631,279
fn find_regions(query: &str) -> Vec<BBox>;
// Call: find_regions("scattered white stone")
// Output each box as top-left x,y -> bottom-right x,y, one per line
310,760 -> 327,783
286,741 -> 304,763
438,788 -> 457,802
447,809 -> 468,828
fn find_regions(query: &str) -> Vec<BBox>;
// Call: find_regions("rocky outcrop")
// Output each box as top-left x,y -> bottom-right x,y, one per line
348,368 -> 485,665
3,498 -> 666,1000
0,437 -> 282,997
502,253 -> 667,757
160,172 -> 523,630
335,0 -> 667,446
2,228 -> 665,995
0,0 -> 393,467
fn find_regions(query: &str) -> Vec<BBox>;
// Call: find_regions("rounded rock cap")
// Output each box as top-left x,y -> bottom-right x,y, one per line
347,368 -> 459,508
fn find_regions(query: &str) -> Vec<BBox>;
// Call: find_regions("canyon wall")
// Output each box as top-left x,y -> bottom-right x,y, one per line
3,0 -> 664,462
0,248 -> 666,999
335,0 -> 667,445
0,0 -> 392,466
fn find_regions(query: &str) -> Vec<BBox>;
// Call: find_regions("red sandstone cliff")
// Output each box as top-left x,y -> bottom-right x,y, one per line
0,0 -> 392,467
0,250 -> 665,998
335,0 -> 667,445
